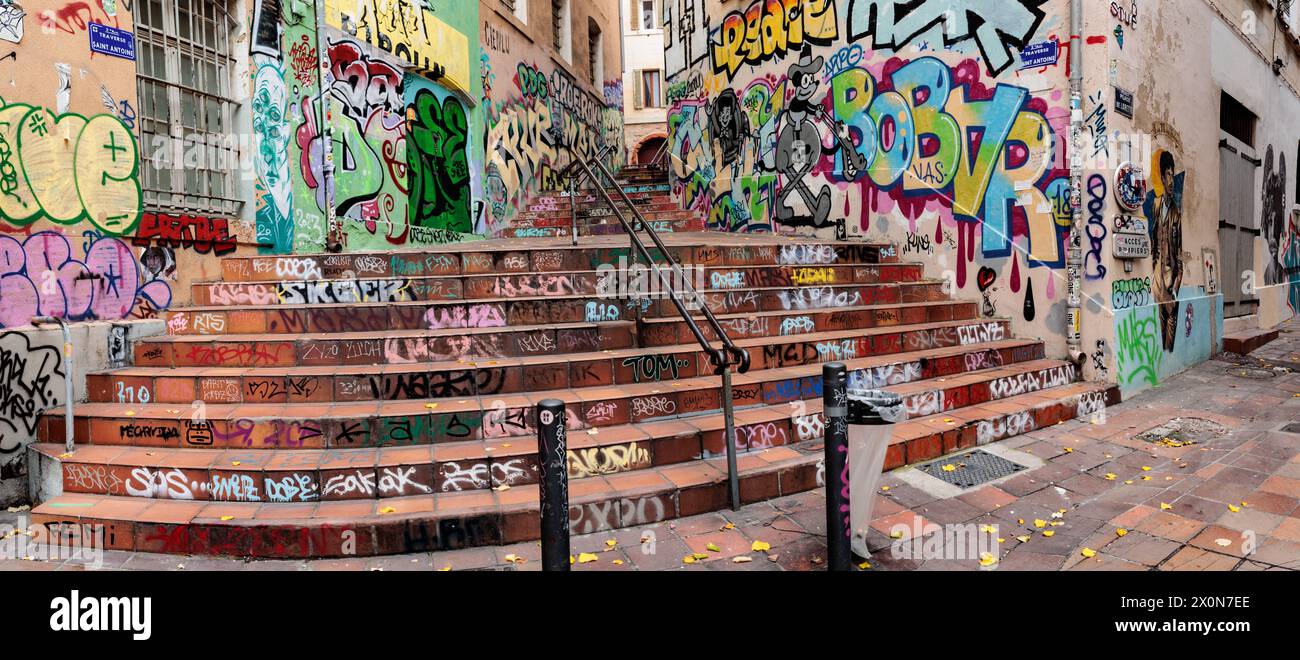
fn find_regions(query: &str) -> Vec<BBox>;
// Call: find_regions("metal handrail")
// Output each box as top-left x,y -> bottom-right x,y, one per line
557,148 -> 749,510
648,139 -> 668,171
586,156 -> 751,375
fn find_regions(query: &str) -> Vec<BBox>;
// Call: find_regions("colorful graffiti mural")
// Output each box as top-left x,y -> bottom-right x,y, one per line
1261,145 -> 1300,313
0,231 -> 171,328
482,54 -> 623,235
0,99 -> 142,236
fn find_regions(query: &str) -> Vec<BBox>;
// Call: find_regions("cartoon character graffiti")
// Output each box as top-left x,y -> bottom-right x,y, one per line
709,89 -> 750,164
1143,150 -> 1184,353
708,89 -> 756,228
774,46 -> 866,229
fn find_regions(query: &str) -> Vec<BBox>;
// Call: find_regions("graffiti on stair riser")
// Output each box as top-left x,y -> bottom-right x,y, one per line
0,331 -> 65,454
0,232 -> 173,329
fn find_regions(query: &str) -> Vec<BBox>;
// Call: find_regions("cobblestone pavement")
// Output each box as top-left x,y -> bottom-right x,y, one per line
4,321 -> 1300,572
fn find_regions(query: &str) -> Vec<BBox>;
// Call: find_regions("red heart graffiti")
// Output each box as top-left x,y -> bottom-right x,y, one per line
977,267 -> 997,292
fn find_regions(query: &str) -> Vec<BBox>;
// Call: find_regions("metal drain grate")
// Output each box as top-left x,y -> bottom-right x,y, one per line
917,450 -> 1026,489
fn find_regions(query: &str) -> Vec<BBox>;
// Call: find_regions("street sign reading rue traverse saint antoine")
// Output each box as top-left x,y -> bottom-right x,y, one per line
88,23 -> 136,61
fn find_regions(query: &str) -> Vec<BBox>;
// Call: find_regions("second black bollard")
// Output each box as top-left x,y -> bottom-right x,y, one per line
823,362 -> 852,572
537,399 -> 570,571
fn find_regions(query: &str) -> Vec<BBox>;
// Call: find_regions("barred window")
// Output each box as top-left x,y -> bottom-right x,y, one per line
553,0 -> 570,60
136,0 -> 241,217
588,21 -> 602,85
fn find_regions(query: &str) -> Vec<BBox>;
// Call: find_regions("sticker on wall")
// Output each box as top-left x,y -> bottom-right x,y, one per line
1115,162 -> 1147,212
1202,248 -> 1218,295
88,23 -> 136,60
1019,41 -> 1059,69
1114,24 -> 1124,49
1114,86 -> 1135,118
0,2 -> 23,43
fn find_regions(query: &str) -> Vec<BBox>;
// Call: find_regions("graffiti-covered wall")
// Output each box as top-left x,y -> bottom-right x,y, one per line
255,0 -> 485,253
0,0 -> 178,327
480,0 -> 625,237
665,0 -> 1075,350
1078,0 -> 1300,396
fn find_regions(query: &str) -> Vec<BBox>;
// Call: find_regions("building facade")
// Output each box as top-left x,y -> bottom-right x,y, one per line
622,0 -> 667,163
0,0 -> 624,318
663,0 -> 1300,397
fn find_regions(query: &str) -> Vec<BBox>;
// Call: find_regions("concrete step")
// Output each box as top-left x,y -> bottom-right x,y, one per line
48,359 -> 1078,501
142,303 -> 983,367
50,325 -> 1038,449
30,382 -> 1118,557
189,262 -> 924,307
90,326 -> 1037,404
219,234 -> 899,282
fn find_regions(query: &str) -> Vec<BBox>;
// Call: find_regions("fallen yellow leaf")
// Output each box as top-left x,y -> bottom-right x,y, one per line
577,553 -> 599,564
1042,530 -> 1055,537
692,553 -> 709,560
1033,519 -> 1047,529
889,530 -> 904,540
722,522 -> 735,530
613,559 -> 624,566
379,506 -> 395,514
705,542 -> 721,552
1081,548 -> 1097,558
1104,473 -> 1117,481
1116,528 -> 1128,537
682,556 -> 697,565
605,539 -> 617,548
1160,502 -> 1172,511
1016,535 -> 1031,543
858,561 -> 871,570
1227,504 -> 1241,513
978,552 -> 997,567
438,566 -> 452,572
941,464 -> 957,472
1142,466 -> 1152,472
752,540 -> 772,552
219,515 -> 235,521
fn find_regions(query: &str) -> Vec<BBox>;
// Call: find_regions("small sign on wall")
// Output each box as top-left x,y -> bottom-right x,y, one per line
1115,86 -> 1135,118
1114,233 -> 1151,259
1019,41 -> 1060,69
1202,248 -> 1219,295
89,23 -> 135,61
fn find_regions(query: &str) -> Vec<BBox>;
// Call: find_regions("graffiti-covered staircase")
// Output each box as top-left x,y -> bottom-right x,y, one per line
29,166 -> 1119,558
498,163 -> 705,238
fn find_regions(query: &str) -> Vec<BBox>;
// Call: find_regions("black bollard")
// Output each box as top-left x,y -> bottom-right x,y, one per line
823,363 -> 852,572
537,399 -> 570,571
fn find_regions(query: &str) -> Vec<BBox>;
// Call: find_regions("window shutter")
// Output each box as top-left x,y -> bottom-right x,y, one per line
634,71 -> 644,109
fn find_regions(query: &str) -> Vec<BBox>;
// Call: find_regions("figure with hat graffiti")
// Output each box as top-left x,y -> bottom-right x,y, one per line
775,45 -> 867,230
